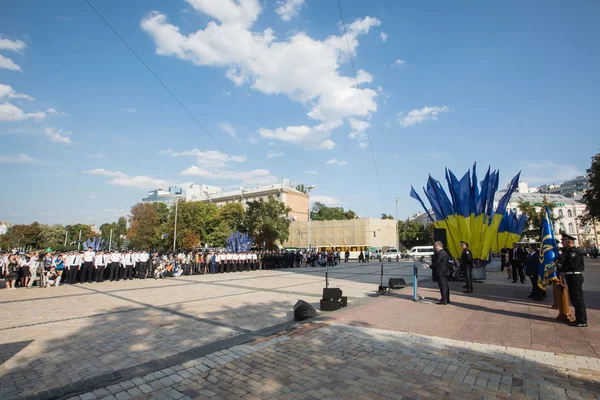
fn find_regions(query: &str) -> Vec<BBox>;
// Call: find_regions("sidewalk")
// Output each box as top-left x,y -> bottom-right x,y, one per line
329,259 -> 600,358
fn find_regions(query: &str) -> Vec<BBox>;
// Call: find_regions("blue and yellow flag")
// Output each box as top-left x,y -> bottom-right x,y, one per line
538,206 -> 559,290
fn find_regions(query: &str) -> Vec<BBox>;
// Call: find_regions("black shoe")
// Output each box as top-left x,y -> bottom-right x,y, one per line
436,301 -> 447,305
569,322 -> 588,327
462,290 -> 473,294
512,281 -> 517,283
521,281 -> 525,284
462,285 -> 467,289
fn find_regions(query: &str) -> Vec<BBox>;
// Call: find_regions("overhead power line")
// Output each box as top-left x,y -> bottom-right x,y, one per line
336,0 -> 386,208
83,0 -> 244,172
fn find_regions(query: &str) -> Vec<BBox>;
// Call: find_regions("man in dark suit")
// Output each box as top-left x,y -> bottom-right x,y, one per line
460,241 -> 474,293
508,242 -> 526,283
525,244 -> 543,300
430,241 -> 451,304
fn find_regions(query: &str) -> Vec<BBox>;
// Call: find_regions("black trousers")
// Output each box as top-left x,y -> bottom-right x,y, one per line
94,266 -> 105,282
512,261 -> 525,283
137,261 -> 147,279
463,268 -> 473,291
124,265 -> 133,280
68,266 -> 79,284
82,261 -> 94,282
437,275 -> 450,303
109,262 -> 120,281
566,274 -> 587,324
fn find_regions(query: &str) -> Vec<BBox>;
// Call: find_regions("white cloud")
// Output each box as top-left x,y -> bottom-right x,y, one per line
0,153 -> 35,163
141,2 -> 380,149
0,54 -> 21,71
398,105 -> 450,128
0,36 -> 27,52
379,32 -> 387,43
348,117 -> 369,139
266,151 -> 284,159
89,195 -> 96,199
182,165 -> 278,185
161,148 -> 246,168
44,128 -> 72,144
310,195 -> 341,206
258,125 -> 336,150
87,153 -> 107,159
219,122 -> 238,139
83,168 -> 172,189
0,84 -> 34,100
359,142 -> 368,149
394,59 -> 406,66
248,137 -> 258,144
0,102 -> 45,121
326,159 -> 347,166
304,170 -> 318,175
275,0 -> 305,21
520,162 -> 585,186
125,108 -> 137,113
46,107 -> 70,117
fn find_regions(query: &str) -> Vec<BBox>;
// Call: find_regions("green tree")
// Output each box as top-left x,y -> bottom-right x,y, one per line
310,202 -> 357,221
127,203 -> 169,250
295,184 -> 307,194
99,216 -> 127,250
517,199 -> 560,240
244,196 -> 291,249
397,220 -> 434,249
38,224 -> 66,249
381,213 -> 394,220
65,224 -> 94,247
218,202 -> 246,232
581,151 -> 599,224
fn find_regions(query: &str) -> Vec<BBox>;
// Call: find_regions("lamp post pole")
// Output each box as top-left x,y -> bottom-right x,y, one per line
307,185 -> 315,251
396,197 -> 402,250
173,197 -> 179,252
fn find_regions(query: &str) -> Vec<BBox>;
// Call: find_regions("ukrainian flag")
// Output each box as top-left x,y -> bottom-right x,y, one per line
538,206 -> 558,290
409,163 -> 521,260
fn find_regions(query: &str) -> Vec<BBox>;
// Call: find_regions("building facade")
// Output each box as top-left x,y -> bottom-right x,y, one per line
538,175 -> 589,198
283,218 -> 397,250
143,183 -> 310,222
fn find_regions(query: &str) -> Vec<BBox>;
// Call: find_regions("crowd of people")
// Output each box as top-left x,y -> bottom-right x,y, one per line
0,247 -> 352,289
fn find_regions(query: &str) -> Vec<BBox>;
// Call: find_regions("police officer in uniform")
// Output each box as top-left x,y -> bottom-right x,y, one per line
559,234 -> 587,327
460,241 -> 473,293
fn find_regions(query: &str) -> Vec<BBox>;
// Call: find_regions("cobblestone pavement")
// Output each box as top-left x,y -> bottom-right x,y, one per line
69,321 -> 600,400
0,262 -> 417,399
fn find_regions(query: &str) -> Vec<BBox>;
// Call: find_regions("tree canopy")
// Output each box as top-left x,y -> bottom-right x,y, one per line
397,220 -> 433,249
243,197 -> 291,250
581,151 -> 600,224
517,199 -> 560,240
310,202 -> 357,221
381,213 -> 394,220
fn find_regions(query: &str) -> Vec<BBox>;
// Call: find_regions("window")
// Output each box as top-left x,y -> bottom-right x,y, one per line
559,209 -> 564,218
567,210 -> 572,218
568,223 -> 574,234
560,223 -> 566,232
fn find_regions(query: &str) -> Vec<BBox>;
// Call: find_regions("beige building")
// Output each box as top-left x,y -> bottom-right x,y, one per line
143,183 -> 310,222
283,218 -> 397,251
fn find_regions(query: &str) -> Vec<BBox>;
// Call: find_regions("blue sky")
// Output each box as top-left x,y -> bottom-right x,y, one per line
1,0 -> 598,226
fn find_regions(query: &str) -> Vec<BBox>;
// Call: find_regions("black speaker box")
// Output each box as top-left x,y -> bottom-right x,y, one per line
322,288 -> 342,301
433,228 -> 447,249
320,299 -> 341,312
388,278 -> 407,289
340,296 -> 348,307
294,300 -> 318,321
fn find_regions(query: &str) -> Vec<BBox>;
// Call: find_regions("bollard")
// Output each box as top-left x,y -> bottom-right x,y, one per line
413,263 -> 418,301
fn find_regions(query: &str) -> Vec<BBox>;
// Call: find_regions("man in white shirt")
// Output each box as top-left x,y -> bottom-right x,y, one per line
225,252 -> 232,273
121,251 -> 134,280
94,251 -> 107,283
109,250 -> 121,281
66,251 -> 82,284
82,247 -> 96,283
137,251 -> 149,279
215,252 -> 222,273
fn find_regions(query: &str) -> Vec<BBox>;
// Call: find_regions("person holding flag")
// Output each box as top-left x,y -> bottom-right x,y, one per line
558,233 -> 587,327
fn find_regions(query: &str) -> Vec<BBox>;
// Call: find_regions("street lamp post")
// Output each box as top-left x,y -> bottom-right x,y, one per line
173,197 -> 180,252
306,185 -> 315,251
396,197 -> 402,251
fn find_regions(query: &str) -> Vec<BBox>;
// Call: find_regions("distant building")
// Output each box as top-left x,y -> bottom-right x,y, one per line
283,218 -> 397,252
538,175 -> 589,198
142,182 -> 310,222
516,182 -> 539,194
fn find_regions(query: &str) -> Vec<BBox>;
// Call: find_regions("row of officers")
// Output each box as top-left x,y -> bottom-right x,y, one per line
1,248 -> 324,288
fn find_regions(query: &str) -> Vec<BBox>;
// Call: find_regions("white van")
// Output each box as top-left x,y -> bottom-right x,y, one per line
409,246 -> 435,259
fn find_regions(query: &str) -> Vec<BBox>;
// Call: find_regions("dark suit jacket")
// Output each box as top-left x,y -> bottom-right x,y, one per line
431,248 -> 450,278
525,250 -> 539,276
508,247 -> 526,266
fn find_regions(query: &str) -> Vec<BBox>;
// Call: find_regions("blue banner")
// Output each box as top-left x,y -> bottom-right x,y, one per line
538,206 -> 558,289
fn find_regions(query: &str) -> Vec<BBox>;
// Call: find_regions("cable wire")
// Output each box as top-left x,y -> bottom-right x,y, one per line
83,0 -> 244,172
336,0 -> 386,207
